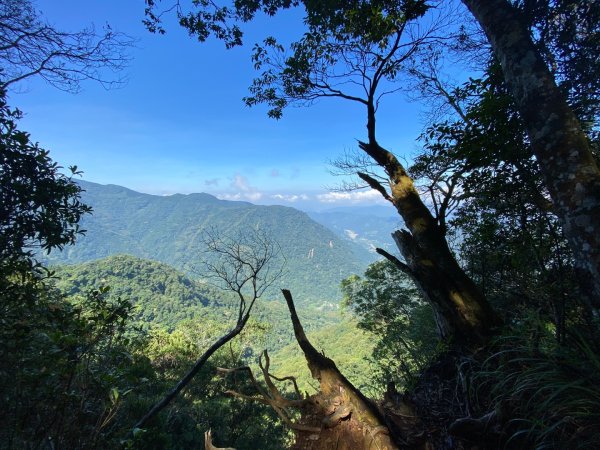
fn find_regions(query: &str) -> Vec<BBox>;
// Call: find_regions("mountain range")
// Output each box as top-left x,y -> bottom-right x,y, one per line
46,180 -> 381,305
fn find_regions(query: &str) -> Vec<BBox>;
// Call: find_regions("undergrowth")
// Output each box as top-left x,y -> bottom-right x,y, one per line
472,326 -> 600,449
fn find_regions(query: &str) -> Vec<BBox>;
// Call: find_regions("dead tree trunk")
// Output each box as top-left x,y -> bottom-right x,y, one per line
377,224 -> 499,342
204,429 -> 236,450
219,290 -> 428,448
462,0 -> 600,305
281,289 -> 405,450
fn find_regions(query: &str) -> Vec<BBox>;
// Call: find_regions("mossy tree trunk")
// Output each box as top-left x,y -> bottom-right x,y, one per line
462,0 -> 600,305
361,102 -> 500,343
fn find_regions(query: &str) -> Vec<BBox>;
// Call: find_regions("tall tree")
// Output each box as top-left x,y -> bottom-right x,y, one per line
0,91 -> 91,273
411,64 -> 586,342
0,90 -> 148,449
461,0 -> 600,304
144,0 -> 500,343
341,259 -> 437,386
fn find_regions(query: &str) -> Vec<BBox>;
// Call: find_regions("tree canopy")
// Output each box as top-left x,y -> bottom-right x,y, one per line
0,91 -> 91,274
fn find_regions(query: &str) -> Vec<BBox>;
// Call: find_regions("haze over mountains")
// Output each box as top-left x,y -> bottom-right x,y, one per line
45,180 -> 396,304
306,206 -> 399,254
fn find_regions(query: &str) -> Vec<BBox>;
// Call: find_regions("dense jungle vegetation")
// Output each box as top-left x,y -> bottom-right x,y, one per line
2,0 -> 600,449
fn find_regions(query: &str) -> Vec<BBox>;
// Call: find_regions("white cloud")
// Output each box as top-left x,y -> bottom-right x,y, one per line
216,173 -> 263,202
316,189 -> 382,204
217,192 -> 241,201
270,193 -> 309,202
232,174 -> 252,191
219,191 -> 263,202
245,192 -> 263,201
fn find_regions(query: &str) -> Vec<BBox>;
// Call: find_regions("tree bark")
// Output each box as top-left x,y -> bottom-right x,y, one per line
392,227 -> 498,342
281,289 -> 404,450
360,138 -> 500,343
358,87 -> 500,343
462,0 -> 600,305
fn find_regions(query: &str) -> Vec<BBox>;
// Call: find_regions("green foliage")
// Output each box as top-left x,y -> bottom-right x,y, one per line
52,254 -> 341,350
49,254 -> 353,447
407,3 -> 599,345
411,63 -> 585,342
53,255 -> 221,328
302,1 -> 429,40
270,318 -> 378,395
244,0 -> 431,119
341,260 -> 437,388
0,90 -> 139,448
51,254 -> 392,447
516,0 -> 600,129
30,253 -> 295,449
0,282 -> 152,449
473,324 -> 600,449
145,1 -> 429,48
124,319 -> 289,450
0,92 -> 90,272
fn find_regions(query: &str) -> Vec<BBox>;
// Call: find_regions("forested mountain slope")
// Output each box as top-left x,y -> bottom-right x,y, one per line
46,180 -> 371,305
51,255 -> 379,400
53,254 -> 219,327
52,255 -> 343,350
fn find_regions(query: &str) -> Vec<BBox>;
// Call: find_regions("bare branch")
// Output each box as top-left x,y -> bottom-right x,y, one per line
375,248 -> 414,277
134,228 -> 284,432
0,0 -> 134,93
357,172 -> 392,202
198,227 -> 285,313
219,350 -> 318,433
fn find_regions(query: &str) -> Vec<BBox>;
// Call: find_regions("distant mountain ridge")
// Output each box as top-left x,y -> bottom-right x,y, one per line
306,208 -> 401,255
46,180 -> 372,304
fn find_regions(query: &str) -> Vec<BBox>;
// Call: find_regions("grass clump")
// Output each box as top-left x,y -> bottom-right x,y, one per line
473,326 -> 600,449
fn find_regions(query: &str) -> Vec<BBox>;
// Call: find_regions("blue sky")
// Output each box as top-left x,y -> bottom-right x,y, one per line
11,0 -> 435,209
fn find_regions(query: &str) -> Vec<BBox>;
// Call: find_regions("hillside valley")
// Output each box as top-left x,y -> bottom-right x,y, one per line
5,0 -> 599,448
46,180 -> 375,306
52,254 -> 376,390
306,206 -> 400,255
